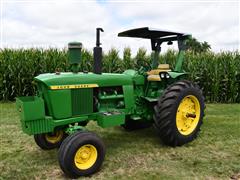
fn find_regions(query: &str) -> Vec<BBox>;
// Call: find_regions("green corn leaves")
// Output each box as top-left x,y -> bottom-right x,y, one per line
0,48 -> 239,103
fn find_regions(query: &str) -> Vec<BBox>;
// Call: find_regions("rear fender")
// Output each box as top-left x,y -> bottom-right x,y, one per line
168,71 -> 188,80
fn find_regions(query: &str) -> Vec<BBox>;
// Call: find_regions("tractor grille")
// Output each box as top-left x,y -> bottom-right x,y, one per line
71,88 -> 93,116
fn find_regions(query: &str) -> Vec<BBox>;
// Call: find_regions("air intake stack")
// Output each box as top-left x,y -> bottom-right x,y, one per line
93,28 -> 104,74
68,42 -> 82,73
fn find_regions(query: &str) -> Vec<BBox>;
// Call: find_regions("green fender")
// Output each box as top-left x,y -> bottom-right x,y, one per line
168,71 -> 188,79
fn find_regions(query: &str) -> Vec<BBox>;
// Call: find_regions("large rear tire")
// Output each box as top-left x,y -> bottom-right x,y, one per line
58,131 -> 106,178
153,80 -> 205,146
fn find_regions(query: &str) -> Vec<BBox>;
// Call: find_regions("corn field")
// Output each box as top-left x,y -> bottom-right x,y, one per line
0,48 -> 239,103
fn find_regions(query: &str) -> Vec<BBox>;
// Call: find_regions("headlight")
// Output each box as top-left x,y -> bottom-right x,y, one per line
160,72 -> 170,79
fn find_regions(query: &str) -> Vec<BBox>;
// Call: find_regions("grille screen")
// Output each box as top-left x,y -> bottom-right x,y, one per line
71,88 -> 93,116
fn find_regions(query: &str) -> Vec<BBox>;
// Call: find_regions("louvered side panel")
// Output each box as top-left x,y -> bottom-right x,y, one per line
71,89 -> 93,116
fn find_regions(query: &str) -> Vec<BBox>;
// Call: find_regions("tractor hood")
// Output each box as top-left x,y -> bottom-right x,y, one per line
34,72 -> 133,88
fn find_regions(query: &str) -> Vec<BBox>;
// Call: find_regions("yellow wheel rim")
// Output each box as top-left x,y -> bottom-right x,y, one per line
45,130 -> 64,144
74,144 -> 98,170
176,95 -> 201,135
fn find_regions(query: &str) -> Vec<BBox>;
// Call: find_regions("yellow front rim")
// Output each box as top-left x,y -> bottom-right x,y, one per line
176,95 -> 201,135
45,130 -> 64,144
74,144 -> 98,170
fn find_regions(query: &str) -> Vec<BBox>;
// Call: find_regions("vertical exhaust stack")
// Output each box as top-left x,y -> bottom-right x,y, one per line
68,42 -> 82,73
94,28 -> 104,74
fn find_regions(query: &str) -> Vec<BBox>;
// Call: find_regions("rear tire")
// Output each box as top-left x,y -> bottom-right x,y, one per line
34,130 -> 67,150
153,80 -> 205,146
58,131 -> 106,178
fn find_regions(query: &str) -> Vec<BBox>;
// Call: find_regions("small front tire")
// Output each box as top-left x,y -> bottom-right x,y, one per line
58,131 -> 106,178
34,130 -> 67,150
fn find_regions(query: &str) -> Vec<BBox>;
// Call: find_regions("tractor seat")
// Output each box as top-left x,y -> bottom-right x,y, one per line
147,64 -> 171,81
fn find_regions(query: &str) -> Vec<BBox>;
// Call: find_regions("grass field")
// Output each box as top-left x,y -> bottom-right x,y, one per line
0,103 -> 240,180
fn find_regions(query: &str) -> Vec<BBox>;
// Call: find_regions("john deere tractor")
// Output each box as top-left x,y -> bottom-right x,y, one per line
16,27 -> 205,178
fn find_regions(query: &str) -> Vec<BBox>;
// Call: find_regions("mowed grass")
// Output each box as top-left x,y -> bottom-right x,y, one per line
0,103 -> 239,180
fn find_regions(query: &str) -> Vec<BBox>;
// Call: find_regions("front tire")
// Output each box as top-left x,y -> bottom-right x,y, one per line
34,130 -> 67,150
58,131 -> 106,178
153,80 -> 205,146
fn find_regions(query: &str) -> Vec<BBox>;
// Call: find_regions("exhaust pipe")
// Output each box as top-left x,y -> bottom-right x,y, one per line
93,28 -> 104,74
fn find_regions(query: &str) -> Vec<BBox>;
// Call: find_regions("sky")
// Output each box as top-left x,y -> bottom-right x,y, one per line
0,0 -> 239,55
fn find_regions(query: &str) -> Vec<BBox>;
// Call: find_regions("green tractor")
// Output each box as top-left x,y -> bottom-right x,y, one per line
16,27 -> 205,178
